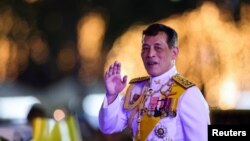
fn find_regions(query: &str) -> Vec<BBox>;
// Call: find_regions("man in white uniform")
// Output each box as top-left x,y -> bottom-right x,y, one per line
99,23 -> 210,141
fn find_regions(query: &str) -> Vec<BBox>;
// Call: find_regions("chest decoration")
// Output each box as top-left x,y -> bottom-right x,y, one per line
154,125 -> 167,138
146,97 -> 176,118
132,78 -> 177,118
124,74 -> 195,141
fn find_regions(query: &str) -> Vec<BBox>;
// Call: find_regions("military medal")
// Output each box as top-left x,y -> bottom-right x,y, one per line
168,111 -> 177,117
160,110 -> 168,118
154,108 -> 161,117
154,125 -> 167,138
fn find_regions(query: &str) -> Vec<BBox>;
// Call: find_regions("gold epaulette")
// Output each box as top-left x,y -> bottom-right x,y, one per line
129,76 -> 150,84
172,74 -> 195,89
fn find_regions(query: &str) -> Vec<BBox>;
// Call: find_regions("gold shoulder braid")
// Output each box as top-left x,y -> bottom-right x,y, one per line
124,76 -> 150,110
172,74 -> 195,89
161,74 -> 195,118
124,76 -> 150,130
129,76 -> 150,84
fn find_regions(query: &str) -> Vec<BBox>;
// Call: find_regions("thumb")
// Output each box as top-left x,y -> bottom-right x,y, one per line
122,75 -> 128,85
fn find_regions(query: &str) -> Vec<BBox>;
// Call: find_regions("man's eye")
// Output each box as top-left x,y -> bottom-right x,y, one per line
155,47 -> 161,51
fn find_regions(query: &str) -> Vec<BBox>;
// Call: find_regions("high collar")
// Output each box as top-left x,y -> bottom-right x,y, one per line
149,66 -> 178,89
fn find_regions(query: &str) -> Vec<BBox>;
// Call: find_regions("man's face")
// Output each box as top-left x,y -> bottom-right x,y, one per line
141,32 -> 178,77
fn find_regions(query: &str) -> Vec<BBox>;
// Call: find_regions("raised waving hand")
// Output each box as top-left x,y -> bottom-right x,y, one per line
104,61 -> 127,104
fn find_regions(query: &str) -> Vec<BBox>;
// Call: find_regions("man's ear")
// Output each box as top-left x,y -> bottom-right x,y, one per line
171,47 -> 179,59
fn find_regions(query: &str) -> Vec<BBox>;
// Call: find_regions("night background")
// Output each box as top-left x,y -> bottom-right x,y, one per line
1,0 -> 250,140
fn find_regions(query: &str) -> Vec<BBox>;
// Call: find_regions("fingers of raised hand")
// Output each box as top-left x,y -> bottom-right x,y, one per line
105,64 -> 113,79
117,62 -> 121,74
113,61 -> 121,75
105,61 -> 121,79
104,65 -> 112,79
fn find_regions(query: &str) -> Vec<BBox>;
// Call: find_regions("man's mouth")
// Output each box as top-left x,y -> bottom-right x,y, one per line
147,61 -> 158,66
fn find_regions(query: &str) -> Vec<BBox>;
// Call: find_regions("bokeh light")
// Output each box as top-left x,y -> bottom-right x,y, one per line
53,109 -> 66,122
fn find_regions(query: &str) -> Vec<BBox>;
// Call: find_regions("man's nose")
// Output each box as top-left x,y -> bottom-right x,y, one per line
148,48 -> 156,57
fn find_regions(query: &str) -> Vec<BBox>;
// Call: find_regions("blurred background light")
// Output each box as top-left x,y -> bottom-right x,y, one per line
53,109 -> 66,122
77,10 -> 106,85
235,91 -> 250,109
219,78 -> 239,109
82,93 -> 105,128
0,96 -> 40,119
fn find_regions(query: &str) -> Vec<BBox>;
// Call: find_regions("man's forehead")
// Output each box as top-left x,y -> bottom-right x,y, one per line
142,32 -> 167,44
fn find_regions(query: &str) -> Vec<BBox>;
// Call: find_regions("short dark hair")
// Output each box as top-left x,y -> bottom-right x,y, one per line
142,23 -> 178,48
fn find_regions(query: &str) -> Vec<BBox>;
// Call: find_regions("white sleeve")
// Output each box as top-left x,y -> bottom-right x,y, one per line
179,86 -> 210,141
98,94 -> 128,134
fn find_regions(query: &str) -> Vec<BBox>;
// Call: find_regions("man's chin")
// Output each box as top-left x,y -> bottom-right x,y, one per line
147,71 -> 159,77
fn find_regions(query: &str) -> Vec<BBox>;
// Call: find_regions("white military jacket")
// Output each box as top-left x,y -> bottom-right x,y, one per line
99,66 -> 210,141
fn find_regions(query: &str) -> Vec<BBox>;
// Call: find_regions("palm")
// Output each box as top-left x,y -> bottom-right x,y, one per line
104,61 -> 127,97
105,74 -> 125,96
